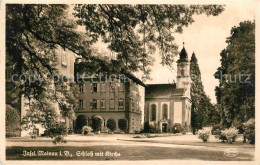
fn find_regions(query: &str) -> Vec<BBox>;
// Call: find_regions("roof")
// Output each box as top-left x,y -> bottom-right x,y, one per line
145,84 -> 185,98
121,70 -> 146,87
177,43 -> 189,63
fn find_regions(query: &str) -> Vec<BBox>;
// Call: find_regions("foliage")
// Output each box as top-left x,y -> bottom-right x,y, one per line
198,128 -> 211,142
75,115 -> 87,133
172,123 -> 186,134
190,53 -> 220,134
107,118 -> 117,132
243,118 -> 255,144
118,118 -> 128,132
82,126 -> 93,134
214,21 -> 255,128
141,122 -> 160,133
6,4 -> 224,140
92,116 -> 102,132
215,127 -> 239,144
74,5 -> 224,78
46,123 -> 68,144
6,105 -> 20,137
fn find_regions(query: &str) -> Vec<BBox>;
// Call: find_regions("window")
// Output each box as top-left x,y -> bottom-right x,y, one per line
92,99 -> 97,109
61,53 -> 67,66
110,99 -> 115,108
162,104 -> 168,120
93,83 -> 97,92
79,100 -> 84,109
137,102 -> 140,111
101,83 -> 106,92
181,69 -> 185,76
101,100 -> 106,108
131,99 -> 135,111
119,99 -> 124,108
151,104 -> 156,121
79,84 -> 84,93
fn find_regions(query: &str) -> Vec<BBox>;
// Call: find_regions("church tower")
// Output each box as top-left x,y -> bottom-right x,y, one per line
176,43 -> 191,93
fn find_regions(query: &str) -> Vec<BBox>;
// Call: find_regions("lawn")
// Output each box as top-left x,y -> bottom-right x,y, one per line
6,145 -> 254,161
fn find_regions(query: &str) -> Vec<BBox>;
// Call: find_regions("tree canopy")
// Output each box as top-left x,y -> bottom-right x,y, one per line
214,21 -> 255,128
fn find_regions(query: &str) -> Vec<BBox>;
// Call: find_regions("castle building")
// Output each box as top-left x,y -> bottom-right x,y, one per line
144,44 -> 192,132
75,72 -> 146,133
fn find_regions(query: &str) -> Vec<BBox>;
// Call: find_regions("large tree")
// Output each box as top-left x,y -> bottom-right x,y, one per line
214,21 -> 255,128
6,4 -> 224,141
190,52 -> 219,133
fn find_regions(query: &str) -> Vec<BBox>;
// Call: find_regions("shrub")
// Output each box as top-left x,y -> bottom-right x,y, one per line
47,123 -> 68,144
92,116 -> 102,132
82,126 -> 93,135
243,118 -> 255,144
6,105 -> 20,137
216,127 -> 239,144
107,118 -> 116,132
211,124 -> 221,135
172,123 -> 186,134
118,119 -> 128,132
198,128 -> 211,142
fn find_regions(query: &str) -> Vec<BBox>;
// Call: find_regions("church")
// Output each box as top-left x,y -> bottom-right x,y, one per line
144,45 -> 192,132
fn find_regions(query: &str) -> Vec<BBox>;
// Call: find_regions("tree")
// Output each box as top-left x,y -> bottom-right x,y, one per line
118,118 -> 128,132
74,5 -> 224,78
6,105 -> 20,137
107,118 -> 116,132
190,52 -> 219,134
6,4 -> 224,142
214,21 -> 255,128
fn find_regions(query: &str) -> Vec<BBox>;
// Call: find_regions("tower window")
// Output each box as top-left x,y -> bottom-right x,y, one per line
181,69 -> 185,76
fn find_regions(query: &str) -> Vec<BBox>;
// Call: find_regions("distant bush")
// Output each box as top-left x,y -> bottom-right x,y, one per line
92,116 -> 102,132
118,119 -> 128,132
198,128 -> 211,142
141,122 -> 160,133
47,123 -> 68,144
107,118 -> 116,132
6,105 -> 20,137
172,123 -> 186,134
243,118 -> 255,144
211,124 -> 221,135
82,126 -> 93,135
215,127 -> 239,144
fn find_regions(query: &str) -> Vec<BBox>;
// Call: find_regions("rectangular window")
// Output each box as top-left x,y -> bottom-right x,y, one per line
61,53 -> 67,66
110,99 -> 115,108
131,99 -> 135,111
79,100 -> 84,109
119,99 -> 124,108
79,84 -> 84,93
101,100 -> 106,108
137,102 -> 139,111
92,99 -> 97,109
93,83 -> 97,92
101,83 -> 106,92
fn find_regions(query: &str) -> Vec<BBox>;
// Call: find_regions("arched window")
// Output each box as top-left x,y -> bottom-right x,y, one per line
162,104 -> 168,120
151,104 -> 156,121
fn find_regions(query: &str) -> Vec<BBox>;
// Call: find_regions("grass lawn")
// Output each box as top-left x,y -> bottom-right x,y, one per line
6,145 -> 254,161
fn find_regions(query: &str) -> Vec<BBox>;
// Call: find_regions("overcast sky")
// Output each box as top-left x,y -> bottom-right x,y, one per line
144,2 -> 255,103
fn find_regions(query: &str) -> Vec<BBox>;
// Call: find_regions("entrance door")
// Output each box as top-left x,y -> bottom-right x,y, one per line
162,123 -> 167,133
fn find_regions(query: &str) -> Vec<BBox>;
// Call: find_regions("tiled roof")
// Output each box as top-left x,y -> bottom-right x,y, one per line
145,84 -> 185,98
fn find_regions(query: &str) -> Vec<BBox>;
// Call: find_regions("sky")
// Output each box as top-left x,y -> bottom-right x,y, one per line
143,2 -> 255,103
85,2 -> 255,104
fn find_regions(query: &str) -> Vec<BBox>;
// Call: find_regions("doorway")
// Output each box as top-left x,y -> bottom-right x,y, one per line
162,123 -> 167,133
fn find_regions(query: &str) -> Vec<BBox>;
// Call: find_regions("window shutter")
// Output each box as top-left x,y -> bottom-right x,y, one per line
90,84 -> 93,93
97,83 -> 100,92
97,100 -> 100,109
90,100 -> 92,108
